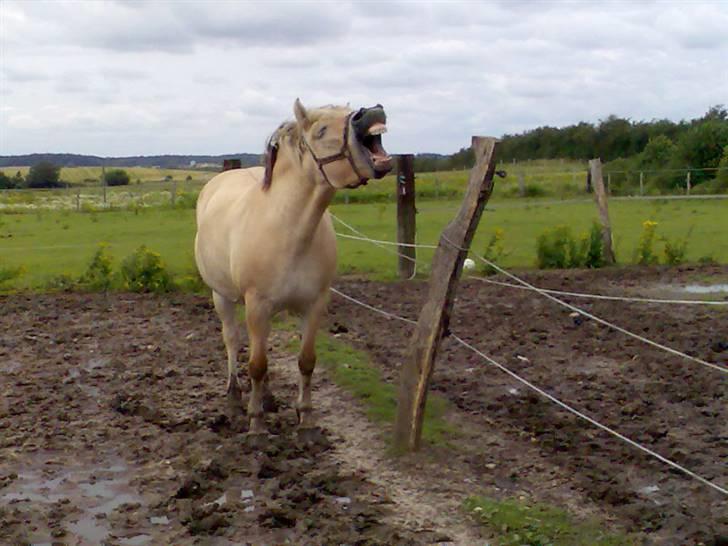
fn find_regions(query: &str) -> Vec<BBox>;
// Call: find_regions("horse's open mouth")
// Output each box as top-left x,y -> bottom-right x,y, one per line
352,106 -> 393,179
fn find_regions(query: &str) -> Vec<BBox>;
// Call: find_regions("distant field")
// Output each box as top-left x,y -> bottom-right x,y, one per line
0,166 -> 217,186
1,195 -> 725,290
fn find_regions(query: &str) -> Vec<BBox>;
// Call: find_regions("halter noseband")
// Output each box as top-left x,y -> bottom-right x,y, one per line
300,111 -> 368,189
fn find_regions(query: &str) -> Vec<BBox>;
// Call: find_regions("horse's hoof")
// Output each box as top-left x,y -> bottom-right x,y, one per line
296,426 -> 325,445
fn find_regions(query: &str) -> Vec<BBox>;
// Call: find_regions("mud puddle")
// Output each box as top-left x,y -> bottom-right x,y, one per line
0,452 -> 143,545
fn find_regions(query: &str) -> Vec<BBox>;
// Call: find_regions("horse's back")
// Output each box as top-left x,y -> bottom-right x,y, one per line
196,167 -> 264,225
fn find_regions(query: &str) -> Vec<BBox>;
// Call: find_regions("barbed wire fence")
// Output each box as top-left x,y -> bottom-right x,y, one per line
328,212 -> 728,498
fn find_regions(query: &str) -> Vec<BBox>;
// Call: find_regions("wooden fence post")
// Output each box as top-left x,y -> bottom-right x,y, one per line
589,158 -> 616,265
518,173 -> 526,197
394,137 -> 499,452
686,171 -> 691,195
639,171 -> 644,196
396,154 -> 416,279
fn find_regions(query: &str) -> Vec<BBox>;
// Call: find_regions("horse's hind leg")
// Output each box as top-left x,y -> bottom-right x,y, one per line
296,293 -> 327,429
212,291 -> 244,416
244,293 -> 272,434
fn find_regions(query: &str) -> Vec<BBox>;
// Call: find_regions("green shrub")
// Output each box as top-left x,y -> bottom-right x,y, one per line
173,190 -> 199,209
635,220 -> 659,265
479,228 -> 508,275
536,222 -> 605,269
120,245 -> 173,293
78,243 -> 114,291
176,267 -> 207,293
104,169 -> 130,187
662,237 -> 688,265
44,273 -> 77,292
536,225 -> 580,269
0,263 -> 24,286
582,222 -> 605,268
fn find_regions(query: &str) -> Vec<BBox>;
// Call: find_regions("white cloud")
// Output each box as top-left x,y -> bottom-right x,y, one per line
1,0 -> 726,156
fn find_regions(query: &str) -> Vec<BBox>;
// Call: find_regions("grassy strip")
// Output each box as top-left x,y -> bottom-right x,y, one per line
464,496 -> 636,546
1,197 -> 726,290
287,332 -> 455,448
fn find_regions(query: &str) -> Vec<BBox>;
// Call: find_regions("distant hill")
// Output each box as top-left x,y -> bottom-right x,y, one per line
0,153 -> 262,169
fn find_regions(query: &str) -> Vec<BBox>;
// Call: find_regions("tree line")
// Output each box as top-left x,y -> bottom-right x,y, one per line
0,163 -> 131,189
413,105 -> 728,190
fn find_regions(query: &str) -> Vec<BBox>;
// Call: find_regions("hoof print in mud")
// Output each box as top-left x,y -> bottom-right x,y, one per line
296,426 -> 329,447
187,504 -> 230,535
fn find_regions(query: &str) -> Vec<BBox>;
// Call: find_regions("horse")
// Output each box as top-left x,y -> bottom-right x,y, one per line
194,99 -> 392,435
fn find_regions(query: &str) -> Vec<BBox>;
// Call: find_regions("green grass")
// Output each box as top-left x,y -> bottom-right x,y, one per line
464,496 -> 636,546
1,196 -> 726,290
331,197 -> 728,278
287,332 -> 455,447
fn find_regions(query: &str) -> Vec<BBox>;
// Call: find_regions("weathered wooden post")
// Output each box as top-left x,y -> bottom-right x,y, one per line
394,137 -> 499,451
396,154 -> 416,279
222,158 -> 241,171
518,173 -> 526,197
589,158 -> 616,264
686,170 -> 691,195
639,171 -> 644,196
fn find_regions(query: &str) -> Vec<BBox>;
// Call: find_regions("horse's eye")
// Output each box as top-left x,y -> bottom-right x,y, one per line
315,125 -> 327,139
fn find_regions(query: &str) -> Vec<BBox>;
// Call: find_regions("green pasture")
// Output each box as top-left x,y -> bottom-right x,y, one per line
1,195 -> 725,290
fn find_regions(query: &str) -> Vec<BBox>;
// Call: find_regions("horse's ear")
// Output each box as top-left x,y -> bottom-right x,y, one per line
263,141 -> 278,191
293,98 -> 311,130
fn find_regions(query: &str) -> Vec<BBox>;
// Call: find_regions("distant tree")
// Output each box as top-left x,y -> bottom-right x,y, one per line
714,146 -> 728,191
640,135 -> 676,169
13,171 -> 24,187
698,104 -> 727,123
104,169 -> 130,186
0,172 -> 14,189
675,120 -> 728,184
25,161 -> 62,188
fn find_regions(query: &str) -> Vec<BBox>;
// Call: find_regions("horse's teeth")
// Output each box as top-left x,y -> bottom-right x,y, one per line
367,123 -> 387,135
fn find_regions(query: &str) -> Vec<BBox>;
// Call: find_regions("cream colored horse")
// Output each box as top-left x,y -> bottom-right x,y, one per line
194,99 -> 392,434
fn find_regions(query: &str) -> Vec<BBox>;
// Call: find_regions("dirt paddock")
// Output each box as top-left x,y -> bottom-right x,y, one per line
1,266 -> 726,545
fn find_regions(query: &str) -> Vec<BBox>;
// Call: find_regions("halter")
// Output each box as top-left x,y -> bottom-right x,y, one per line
300,111 -> 369,189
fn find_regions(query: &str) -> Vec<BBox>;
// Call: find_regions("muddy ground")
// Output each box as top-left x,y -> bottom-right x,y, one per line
0,265 -> 726,545
330,265 -> 728,545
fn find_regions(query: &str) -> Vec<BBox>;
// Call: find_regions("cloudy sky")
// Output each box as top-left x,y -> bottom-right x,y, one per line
1,0 -> 727,157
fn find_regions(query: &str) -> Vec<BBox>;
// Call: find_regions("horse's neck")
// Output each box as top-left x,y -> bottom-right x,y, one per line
269,153 -> 335,250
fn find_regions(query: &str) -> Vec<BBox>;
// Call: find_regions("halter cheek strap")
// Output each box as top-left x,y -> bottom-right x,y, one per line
301,111 -> 368,189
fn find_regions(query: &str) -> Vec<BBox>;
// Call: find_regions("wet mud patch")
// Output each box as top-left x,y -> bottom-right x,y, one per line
0,293 -> 443,544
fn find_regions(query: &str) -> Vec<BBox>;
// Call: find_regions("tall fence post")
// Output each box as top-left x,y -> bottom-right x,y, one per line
518,173 -> 526,197
102,184 -> 107,207
686,171 -> 691,195
394,137 -> 498,452
639,171 -> 644,196
396,154 -> 416,279
589,158 -> 616,265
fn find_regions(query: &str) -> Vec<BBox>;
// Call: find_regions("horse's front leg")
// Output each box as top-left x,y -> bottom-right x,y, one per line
297,293 -> 327,429
244,293 -> 272,435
